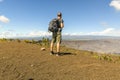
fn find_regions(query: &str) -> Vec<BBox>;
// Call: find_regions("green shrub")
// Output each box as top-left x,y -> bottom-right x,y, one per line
98,55 -> 113,61
8,39 -> 14,41
24,40 -> 32,43
32,39 -> 36,44
0,38 -> 7,42
41,37 -> 50,46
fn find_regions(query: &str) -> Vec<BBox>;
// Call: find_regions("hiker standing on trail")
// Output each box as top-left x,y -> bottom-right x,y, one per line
49,12 -> 64,56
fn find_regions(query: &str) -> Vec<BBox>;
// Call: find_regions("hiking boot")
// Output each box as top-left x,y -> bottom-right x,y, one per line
56,52 -> 60,56
50,51 -> 54,55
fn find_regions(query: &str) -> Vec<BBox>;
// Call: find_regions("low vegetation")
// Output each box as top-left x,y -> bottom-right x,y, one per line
91,52 -> 120,63
1,38 -> 120,63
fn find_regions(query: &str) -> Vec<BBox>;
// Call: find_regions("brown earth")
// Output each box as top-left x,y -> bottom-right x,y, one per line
0,41 -> 120,80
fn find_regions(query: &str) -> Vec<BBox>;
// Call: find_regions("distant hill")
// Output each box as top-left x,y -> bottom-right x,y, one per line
62,35 -> 120,40
62,39 -> 120,54
4,35 -> 120,41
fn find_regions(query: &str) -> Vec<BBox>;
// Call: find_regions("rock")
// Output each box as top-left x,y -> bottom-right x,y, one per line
30,64 -> 34,67
41,47 -> 46,51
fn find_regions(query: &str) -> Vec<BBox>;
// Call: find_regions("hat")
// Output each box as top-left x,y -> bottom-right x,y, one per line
57,12 -> 62,16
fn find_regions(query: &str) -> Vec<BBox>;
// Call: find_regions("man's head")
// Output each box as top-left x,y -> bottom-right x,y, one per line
57,12 -> 62,19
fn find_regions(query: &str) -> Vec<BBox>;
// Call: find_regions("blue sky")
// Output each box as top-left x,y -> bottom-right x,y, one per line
0,0 -> 120,38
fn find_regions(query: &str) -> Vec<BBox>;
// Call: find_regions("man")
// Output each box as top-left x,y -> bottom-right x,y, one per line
50,12 -> 64,56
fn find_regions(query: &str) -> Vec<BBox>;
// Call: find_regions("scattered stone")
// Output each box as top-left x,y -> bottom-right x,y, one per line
30,64 -> 34,67
2,57 -> 5,59
41,47 -> 46,51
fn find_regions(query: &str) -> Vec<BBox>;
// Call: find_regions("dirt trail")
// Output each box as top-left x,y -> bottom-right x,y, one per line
0,41 -> 120,80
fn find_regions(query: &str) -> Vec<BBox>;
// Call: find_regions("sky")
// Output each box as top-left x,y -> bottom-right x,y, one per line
0,0 -> 120,38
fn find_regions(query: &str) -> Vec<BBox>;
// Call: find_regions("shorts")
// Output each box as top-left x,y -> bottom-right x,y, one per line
51,31 -> 61,43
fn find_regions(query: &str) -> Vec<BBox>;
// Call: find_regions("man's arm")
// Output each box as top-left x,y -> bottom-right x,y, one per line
60,19 -> 64,28
61,23 -> 64,28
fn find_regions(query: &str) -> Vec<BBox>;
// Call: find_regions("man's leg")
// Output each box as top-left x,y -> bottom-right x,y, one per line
50,42 -> 54,52
50,32 -> 55,55
50,41 -> 54,55
56,32 -> 61,56
57,42 -> 60,53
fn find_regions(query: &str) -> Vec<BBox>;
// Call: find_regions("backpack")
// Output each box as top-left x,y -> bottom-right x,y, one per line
48,18 -> 58,32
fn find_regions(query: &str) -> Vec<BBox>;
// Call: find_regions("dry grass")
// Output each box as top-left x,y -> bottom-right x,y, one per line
0,40 -> 120,80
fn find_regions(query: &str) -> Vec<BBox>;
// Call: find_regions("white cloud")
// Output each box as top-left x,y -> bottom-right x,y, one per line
87,28 -> 120,36
0,31 -> 14,38
63,32 -> 84,36
0,30 -> 51,38
0,15 -> 10,23
1,29 -> 120,38
110,0 -> 120,11
16,33 -> 25,37
101,28 -> 115,34
63,28 -> 120,36
27,31 -> 51,37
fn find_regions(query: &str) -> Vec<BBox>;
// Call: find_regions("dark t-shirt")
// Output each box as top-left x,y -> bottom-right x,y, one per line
57,19 -> 64,32
57,19 -> 64,28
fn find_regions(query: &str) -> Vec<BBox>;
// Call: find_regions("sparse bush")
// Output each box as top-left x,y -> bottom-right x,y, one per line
102,55 -> 113,61
93,55 -> 99,59
8,39 -> 14,41
90,52 -> 94,55
16,39 -> 21,43
95,55 -> 113,61
23,37 -> 50,47
0,38 -> 7,42
32,39 -> 36,44
92,54 -> 113,62
119,56 -> 120,60
24,40 -> 32,43
41,37 -> 50,46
